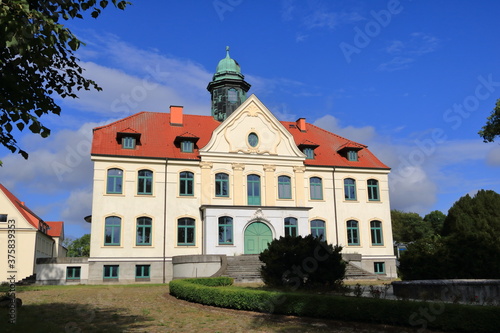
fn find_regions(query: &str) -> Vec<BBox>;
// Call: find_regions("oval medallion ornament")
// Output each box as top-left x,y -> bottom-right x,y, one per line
248,132 -> 258,147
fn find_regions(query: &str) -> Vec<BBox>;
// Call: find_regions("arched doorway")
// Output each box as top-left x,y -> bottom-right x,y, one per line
244,222 -> 272,254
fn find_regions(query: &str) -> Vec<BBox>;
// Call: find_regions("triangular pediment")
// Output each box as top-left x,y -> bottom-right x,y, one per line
200,95 -> 305,160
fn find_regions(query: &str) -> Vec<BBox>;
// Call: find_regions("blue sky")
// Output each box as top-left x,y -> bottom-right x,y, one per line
1,0 -> 500,240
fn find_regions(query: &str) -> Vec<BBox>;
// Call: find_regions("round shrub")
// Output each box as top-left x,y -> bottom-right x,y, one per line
259,235 -> 346,289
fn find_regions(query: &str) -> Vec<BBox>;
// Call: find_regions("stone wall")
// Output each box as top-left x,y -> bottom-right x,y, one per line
392,279 -> 500,304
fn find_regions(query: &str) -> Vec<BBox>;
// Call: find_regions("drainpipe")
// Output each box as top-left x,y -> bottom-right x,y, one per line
332,167 -> 339,245
163,159 -> 168,284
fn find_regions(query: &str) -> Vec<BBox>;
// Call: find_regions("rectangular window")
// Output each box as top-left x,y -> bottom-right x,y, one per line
181,141 -> 193,153
179,171 -> 194,196
218,216 -> 233,245
278,176 -> 292,199
122,136 -> 136,149
370,221 -> 383,246
344,178 -> 356,200
284,217 -> 298,237
215,173 -> 229,197
347,150 -> 358,161
136,265 -> 151,279
178,218 -> 195,246
347,220 -> 359,246
0,214 -> 7,222
309,177 -> 323,200
106,168 -> 123,194
304,148 -> 314,159
66,267 -> 81,280
103,265 -> 119,279
104,216 -> 121,246
374,262 -> 385,274
367,179 -> 380,201
136,217 -> 152,246
138,170 -> 153,195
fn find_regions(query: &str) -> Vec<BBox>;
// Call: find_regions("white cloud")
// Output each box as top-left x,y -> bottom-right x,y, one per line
377,57 -> 414,72
61,186 -> 93,229
313,114 -> 376,143
486,145 -> 500,166
312,114 -> 498,215
379,33 -> 439,71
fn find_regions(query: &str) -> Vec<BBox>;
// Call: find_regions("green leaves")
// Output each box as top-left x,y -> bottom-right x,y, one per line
479,98 -> 500,143
0,0 -> 130,161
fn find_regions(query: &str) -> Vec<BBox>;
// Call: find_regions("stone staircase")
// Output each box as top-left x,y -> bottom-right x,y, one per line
223,255 -> 263,283
16,274 -> 37,286
345,263 -> 379,280
222,255 -> 378,283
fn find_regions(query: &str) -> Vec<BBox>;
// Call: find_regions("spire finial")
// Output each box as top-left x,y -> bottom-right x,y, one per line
226,46 -> 230,58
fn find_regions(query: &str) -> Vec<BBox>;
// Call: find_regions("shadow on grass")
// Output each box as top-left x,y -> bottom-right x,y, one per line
1,302 -> 153,333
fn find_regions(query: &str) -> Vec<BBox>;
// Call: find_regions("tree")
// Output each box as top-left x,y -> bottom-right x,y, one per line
66,233 -> 90,257
479,98 -> 500,142
259,235 -> 345,290
0,0 -> 130,165
391,210 -> 433,243
399,190 -> 500,279
423,210 -> 446,235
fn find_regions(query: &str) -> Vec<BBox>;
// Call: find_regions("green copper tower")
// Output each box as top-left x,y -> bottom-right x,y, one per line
207,47 -> 251,122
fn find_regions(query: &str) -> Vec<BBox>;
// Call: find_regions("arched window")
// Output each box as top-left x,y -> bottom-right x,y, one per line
278,175 -> 292,199
215,173 -> 229,197
344,178 -> 356,200
138,169 -> 153,195
370,220 -> 383,245
284,217 -> 298,237
367,179 -> 380,201
247,174 -> 261,205
136,217 -> 152,246
179,171 -> 194,196
104,216 -> 121,246
346,220 -> 359,245
107,168 -> 123,194
218,216 -> 233,245
178,218 -> 195,245
310,177 -> 323,200
310,219 -> 326,240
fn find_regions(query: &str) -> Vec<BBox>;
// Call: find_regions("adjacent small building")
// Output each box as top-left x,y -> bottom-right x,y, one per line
0,184 -> 67,282
87,48 -> 397,284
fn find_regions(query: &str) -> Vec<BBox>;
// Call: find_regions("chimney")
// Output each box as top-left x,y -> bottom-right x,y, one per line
170,105 -> 183,126
296,118 -> 306,132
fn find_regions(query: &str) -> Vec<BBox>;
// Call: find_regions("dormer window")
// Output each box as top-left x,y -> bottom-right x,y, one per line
116,129 -> 141,150
298,140 -> 319,160
304,148 -> 314,159
337,142 -> 365,162
175,132 -> 199,153
122,136 -> 136,149
181,140 -> 194,153
347,150 -> 358,161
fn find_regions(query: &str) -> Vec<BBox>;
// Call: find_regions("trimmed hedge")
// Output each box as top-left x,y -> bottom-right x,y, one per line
169,278 -> 500,333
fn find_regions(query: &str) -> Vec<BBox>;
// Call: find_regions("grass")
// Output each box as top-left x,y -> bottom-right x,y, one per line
0,283 -> 444,332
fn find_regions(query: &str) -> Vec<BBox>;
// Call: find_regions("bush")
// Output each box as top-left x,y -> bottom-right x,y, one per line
169,278 -> 500,333
259,235 -> 345,290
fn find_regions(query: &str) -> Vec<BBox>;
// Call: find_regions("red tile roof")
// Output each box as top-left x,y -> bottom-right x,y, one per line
46,221 -> 64,237
92,112 -> 389,169
0,183 -> 43,230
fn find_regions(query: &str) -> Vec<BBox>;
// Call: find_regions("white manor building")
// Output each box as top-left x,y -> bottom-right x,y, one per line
85,49 -> 396,284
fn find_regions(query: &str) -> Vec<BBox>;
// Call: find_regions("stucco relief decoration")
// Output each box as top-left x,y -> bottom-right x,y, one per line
245,102 -> 260,117
249,208 -> 270,223
200,161 -> 213,169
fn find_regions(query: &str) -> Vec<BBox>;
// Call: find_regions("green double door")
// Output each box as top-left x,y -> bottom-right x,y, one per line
244,222 -> 272,254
